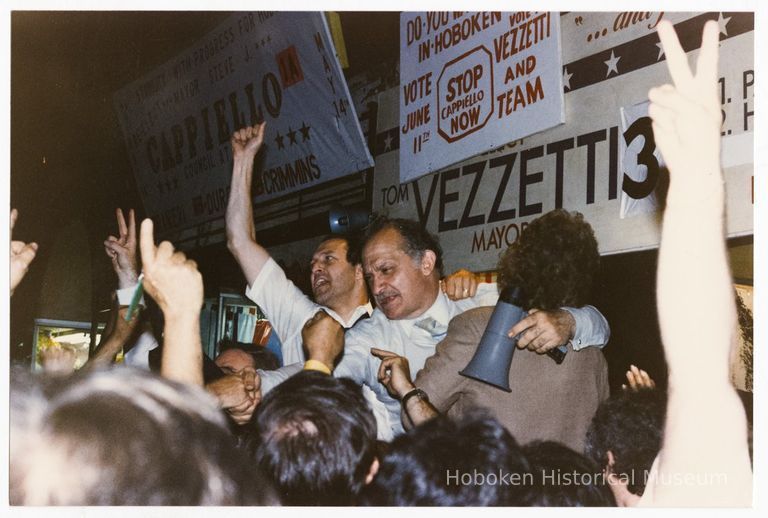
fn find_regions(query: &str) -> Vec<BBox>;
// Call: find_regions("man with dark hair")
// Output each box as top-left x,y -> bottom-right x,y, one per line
585,389 -> 666,505
249,370 -> 378,505
223,126 -> 478,436
521,441 -> 616,506
361,411 -> 529,506
9,367 -> 278,506
217,123 -> 388,430
226,124 -> 371,367
215,339 -> 280,373
331,215 -> 610,438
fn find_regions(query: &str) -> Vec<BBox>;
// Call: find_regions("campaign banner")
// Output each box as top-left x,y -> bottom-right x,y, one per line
620,100 -> 665,219
113,12 -> 373,239
375,12 -> 753,273
399,11 -> 565,183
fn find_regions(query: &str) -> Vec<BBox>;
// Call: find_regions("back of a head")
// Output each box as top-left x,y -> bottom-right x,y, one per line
362,411 -> 529,506
521,441 -> 616,506
253,370 -> 377,505
585,389 -> 666,496
497,209 -> 599,310
10,366 -> 277,506
362,217 -> 444,277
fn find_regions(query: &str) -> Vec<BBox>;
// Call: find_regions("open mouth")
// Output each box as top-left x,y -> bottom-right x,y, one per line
313,277 -> 329,290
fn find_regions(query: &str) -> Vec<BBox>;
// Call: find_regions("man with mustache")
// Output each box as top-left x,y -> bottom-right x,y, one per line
333,217 -> 610,437
223,124 -> 479,434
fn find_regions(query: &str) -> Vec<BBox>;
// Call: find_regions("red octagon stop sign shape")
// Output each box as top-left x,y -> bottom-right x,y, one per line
437,46 -> 494,143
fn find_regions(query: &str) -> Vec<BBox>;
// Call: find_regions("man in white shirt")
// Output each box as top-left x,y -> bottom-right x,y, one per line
333,217 -> 610,438
226,124 -> 371,366
223,123 -> 398,432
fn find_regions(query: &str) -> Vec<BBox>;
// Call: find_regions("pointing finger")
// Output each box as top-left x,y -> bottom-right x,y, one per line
10,208 -> 18,235
371,347 -> 397,359
139,218 -> 157,268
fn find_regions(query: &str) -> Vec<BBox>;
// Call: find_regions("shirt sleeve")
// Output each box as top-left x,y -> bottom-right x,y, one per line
258,363 -> 303,395
562,305 -> 610,350
116,283 -> 145,307
332,326 -> 372,386
123,330 -> 159,369
245,258 -> 320,365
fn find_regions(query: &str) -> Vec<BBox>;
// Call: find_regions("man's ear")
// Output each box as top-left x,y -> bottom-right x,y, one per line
365,457 -> 380,485
420,250 -> 437,276
354,263 -> 364,281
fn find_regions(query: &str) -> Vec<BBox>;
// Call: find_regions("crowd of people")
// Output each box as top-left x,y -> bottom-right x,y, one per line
8,21 -> 753,506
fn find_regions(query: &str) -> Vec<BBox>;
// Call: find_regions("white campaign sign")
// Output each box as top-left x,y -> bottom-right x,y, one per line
399,12 -> 564,183
113,12 -> 372,239
376,12 -> 754,273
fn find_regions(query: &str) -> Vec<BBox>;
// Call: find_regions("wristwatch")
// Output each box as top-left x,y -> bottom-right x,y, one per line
401,387 -> 429,406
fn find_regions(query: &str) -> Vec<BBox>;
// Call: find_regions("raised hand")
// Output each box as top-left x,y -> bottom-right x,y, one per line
139,218 -> 203,319
139,218 -> 204,385
302,310 -> 344,371
10,209 -> 38,296
104,208 -> 139,287
231,123 -> 266,162
441,268 -> 478,300
648,20 -> 721,186
622,364 -> 656,391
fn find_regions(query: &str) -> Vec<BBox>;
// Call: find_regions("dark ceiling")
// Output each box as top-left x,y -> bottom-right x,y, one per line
9,11 -> 399,353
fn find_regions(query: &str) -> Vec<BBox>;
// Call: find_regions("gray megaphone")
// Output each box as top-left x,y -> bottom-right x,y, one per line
328,204 -> 371,234
459,286 -> 525,391
460,286 -> 569,391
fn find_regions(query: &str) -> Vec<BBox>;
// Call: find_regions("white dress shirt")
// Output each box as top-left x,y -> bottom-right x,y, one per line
245,257 -> 396,439
335,285 -> 610,437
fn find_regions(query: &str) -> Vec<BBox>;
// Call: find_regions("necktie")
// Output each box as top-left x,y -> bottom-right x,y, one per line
414,316 -> 448,339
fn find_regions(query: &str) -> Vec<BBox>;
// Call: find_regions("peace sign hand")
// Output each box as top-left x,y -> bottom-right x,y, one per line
648,20 -> 722,190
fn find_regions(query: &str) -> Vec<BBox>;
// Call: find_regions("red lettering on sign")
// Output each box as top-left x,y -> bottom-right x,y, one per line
276,46 -> 304,88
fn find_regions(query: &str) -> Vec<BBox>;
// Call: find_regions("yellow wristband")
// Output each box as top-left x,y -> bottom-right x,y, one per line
304,359 -> 332,375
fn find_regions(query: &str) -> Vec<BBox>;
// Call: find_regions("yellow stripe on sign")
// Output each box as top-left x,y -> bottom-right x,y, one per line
326,11 -> 349,69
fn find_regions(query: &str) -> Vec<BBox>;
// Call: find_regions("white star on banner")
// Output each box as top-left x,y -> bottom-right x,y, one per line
656,41 -> 665,61
717,12 -> 731,36
604,50 -> 620,77
383,132 -> 393,152
563,66 -> 573,90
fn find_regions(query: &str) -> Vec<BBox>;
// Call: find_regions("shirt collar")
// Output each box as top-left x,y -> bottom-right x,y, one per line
323,301 -> 374,329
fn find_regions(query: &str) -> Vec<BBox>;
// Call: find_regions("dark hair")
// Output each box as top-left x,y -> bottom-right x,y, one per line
217,339 -> 280,371
520,441 -> 616,506
362,411 -> 529,506
362,217 -> 443,276
252,371 -> 377,505
497,209 -> 599,310
584,389 -> 666,496
320,233 -> 363,267
9,366 -> 277,505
